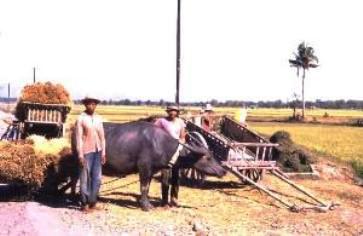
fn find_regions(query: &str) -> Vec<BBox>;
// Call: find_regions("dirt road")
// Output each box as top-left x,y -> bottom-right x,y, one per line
1,170 -> 363,236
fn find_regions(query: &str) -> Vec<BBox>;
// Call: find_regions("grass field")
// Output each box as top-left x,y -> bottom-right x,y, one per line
1,103 -> 363,234
67,105 -> 240,123
70,105 -> 363,176
250,122 -> 363,176
67,105 -> 363,123
248,108 -> 363,118
2,102 -> 362,122
2,103 -> 363,176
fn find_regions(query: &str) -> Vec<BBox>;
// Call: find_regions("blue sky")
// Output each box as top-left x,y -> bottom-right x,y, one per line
0,0 -> 362,102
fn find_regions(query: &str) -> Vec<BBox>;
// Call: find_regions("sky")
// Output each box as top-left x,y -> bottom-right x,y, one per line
0,0 -> 362,102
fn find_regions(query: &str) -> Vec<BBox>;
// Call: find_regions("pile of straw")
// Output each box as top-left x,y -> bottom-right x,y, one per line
26,135 -> 71,155
15,82 -> 72,121
0,137 -> 77,192
18,82 -> 71,105
270,131 -> 316,172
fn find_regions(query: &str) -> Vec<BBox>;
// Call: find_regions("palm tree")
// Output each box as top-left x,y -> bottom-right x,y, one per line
289,42 -> 319,118
290,93 -> 300,120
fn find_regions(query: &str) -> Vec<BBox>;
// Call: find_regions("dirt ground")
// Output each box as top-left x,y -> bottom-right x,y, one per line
1,161 -> 362,236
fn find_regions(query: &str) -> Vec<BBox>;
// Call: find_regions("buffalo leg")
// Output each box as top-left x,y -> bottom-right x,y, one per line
161,169 -> 171,206
170,167 -> 180,207
70,177 -> 77,196
138,166 -> 153,211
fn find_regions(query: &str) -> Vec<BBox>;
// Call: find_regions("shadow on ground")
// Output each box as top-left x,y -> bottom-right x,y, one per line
0,184 -> 33,202
153,174 -> 246,190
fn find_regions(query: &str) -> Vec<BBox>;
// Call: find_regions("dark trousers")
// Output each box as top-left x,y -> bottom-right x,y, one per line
80,151 -> 102,206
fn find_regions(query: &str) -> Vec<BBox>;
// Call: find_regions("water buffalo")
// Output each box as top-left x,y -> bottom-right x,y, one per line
103,121 -> 225,211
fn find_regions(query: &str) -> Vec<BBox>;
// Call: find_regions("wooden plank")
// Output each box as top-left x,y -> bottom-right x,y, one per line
226,165 -> 295,210
49,109 -> 53,122
27,109 -> 31,121
271,170 -> 329,207
18,103 -> 69,124
24,121 -> 60,125
236,166 -> 278,170
231,142 -> 279,147
268,147 -> 273,160
224,116 -> 269,142
186,120 -> 230,161
21,101 -> 70,107
261,147 -> 266,161
62,124 -> 65,137
222,160 -> 276,167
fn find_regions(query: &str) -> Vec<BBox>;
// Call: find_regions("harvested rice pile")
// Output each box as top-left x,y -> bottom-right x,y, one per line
270,131 -> 316,172
15,82 -> 72,121
18,82 -> 71,105
27,135 -> 71,155
0,137 -> 77,192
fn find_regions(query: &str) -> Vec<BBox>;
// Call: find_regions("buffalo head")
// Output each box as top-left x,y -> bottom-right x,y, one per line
179,142 -> 226,177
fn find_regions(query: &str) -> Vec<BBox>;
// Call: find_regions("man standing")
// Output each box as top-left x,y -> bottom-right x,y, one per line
201,104 -> 214,131
76,96 -> 106,212
154,105 -> 186,167
155,105 -> 186,207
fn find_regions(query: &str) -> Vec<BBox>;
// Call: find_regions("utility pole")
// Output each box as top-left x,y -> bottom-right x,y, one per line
175,0 -> 181,106
7,83 -> 10,101
33,67 -> 36,83
7,83 -> 10,112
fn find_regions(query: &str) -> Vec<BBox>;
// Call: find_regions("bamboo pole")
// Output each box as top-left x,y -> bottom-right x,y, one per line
226,165 -> 298,210
271,170 -> 328,206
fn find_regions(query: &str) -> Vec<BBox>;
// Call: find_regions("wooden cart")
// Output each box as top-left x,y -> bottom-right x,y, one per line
185,116 -> 336,212
185,116 -> 279,182
15,102 -> 71,139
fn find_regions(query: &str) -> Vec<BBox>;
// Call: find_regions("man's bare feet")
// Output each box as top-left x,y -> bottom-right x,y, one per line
170,198 -> 179,207
80,205 -> 90,213
89,203 -> 103,211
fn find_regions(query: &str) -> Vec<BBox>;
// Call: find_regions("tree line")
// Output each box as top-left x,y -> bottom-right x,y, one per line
72,98 -> 363,110
1,97 -> 363,109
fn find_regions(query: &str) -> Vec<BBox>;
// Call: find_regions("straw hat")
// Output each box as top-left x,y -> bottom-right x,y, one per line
166,105 -> 180,112
81,96 -> 101,104
203,104 -> 213,112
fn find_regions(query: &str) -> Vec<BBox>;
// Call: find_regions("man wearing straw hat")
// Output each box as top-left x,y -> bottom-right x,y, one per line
154,104 -> 186,167
201,103 -> 214,131
76,96 -> 106,212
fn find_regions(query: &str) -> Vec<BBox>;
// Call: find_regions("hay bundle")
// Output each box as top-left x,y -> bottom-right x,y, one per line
18,82 -> 71,105
27,135 -> 70,155
270,131 -> 316,172
15,82 -> 72,121
0,137 -> 77,192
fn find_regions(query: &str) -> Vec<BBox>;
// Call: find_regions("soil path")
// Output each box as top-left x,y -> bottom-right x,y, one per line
1,160 -> 362,235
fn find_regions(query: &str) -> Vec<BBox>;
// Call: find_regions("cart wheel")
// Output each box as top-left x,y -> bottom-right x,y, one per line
181,168 -> 206,186
181,131 -> 208,186
239,169 -> 262,184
